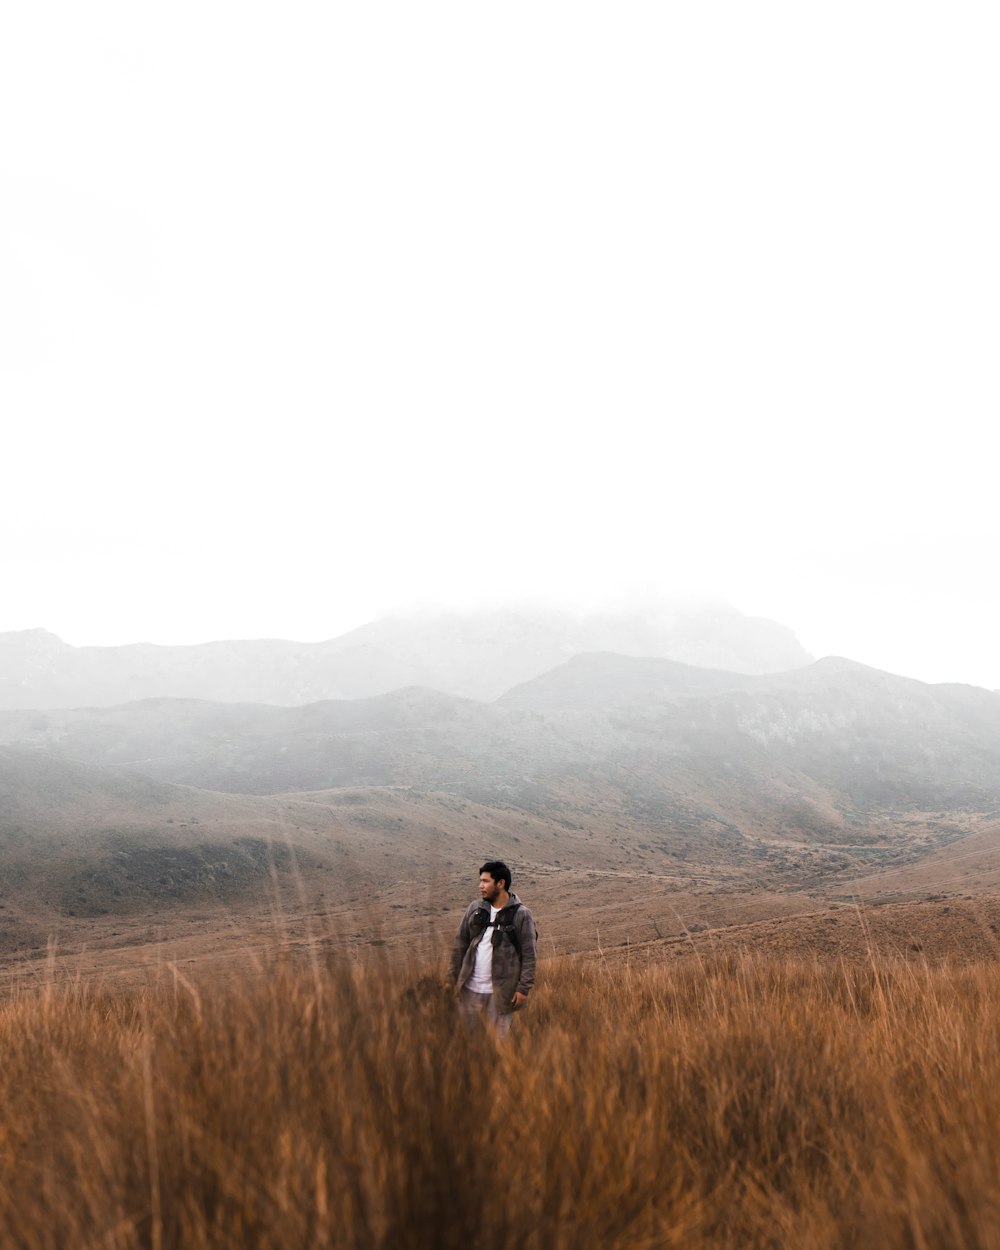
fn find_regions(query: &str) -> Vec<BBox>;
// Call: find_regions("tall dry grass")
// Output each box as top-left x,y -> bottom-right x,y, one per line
2,948 -> 1000,1249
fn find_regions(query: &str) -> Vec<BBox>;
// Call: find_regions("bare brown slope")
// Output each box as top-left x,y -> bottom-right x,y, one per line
3,747 -> 782,962
590,891 -> 1000,969
842,814 -> 1000,901
0,746 -> 840,974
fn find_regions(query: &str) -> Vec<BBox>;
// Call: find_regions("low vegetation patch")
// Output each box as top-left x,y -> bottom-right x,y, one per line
2,951 -> 1000,1247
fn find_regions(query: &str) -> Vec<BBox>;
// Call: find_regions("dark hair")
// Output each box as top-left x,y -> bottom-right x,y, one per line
479,860 -> 512,891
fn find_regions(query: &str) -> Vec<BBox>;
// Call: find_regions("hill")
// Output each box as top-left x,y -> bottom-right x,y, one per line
5,650 -> 1000,966
7,655 -> 999,825
595,887 -> 1000,969
0,602 -> 812,709
0,746 -> 342,939
3,655 -> 1000,893
3,744 -> 764,958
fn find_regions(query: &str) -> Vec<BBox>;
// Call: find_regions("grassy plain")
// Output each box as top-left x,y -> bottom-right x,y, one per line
3,945 -> 1000,1249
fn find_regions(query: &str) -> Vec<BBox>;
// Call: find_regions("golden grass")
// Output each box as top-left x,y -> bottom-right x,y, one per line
3,948 -> 1000,1249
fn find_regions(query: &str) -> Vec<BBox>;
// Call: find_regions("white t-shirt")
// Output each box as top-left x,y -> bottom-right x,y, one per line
467,905 -> 500,993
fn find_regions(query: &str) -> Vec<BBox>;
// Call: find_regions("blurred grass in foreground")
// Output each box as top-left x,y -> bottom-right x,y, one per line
2,950 -> 1000,1249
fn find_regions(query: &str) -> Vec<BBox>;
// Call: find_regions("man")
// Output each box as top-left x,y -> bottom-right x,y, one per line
449,860 -> 537,1034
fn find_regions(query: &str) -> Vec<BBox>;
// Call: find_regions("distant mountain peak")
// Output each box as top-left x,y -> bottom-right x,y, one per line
811,656 -> 877,673
0,628 -> 66,648
0,605 -> 813,710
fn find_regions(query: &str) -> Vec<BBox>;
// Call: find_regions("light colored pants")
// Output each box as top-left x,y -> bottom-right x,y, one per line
459,988 -> 513,1037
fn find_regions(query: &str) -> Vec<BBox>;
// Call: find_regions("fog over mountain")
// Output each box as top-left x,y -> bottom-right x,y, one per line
3,604 -> 1000,955
0,602 -> 812,709
5,653 -> 999,828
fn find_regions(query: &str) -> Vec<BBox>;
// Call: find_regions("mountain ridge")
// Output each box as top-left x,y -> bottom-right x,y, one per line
0,604 -> 813,709
4,654 -> 999,829
3,648 -> 1000,964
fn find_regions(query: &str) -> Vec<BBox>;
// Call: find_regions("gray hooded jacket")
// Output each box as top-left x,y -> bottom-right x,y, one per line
449,892 -> 537,1013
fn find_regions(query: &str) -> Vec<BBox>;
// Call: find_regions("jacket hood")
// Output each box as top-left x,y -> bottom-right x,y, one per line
474,891 -> 522,912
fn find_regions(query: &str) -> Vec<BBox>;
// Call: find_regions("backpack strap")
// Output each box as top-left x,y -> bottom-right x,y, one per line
470,902 -> 529,958
492,903 -> 522,956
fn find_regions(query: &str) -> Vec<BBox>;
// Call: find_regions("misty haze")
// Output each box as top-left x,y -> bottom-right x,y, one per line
5,0 -> 1000,1244
4,595 -> 1000,1247
2,597 -> 998,950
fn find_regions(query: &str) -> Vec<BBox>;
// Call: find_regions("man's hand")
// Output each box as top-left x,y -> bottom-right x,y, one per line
511,991 -> 529,1010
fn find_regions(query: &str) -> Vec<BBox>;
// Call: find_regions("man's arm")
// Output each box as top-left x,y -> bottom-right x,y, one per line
513,907 -> 537,999
448,904 -> 474,986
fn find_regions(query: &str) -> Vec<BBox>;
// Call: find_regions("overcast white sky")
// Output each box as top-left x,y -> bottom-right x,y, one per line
2,2 -> 997,687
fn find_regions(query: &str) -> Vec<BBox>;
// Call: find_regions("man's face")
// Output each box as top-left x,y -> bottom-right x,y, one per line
479,872 -> 502,903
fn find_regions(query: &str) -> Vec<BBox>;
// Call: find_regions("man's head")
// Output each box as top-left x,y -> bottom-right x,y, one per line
479,860 -> 512,903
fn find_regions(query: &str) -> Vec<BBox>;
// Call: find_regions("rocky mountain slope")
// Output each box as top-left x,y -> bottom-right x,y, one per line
0,746 -> 540,942
0,746 -> 331,925
3,650 -> 1000,963
4,656 -> 998,846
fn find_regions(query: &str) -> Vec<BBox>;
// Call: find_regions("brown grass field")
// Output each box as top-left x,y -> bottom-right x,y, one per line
4,939 -> 1000,1249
